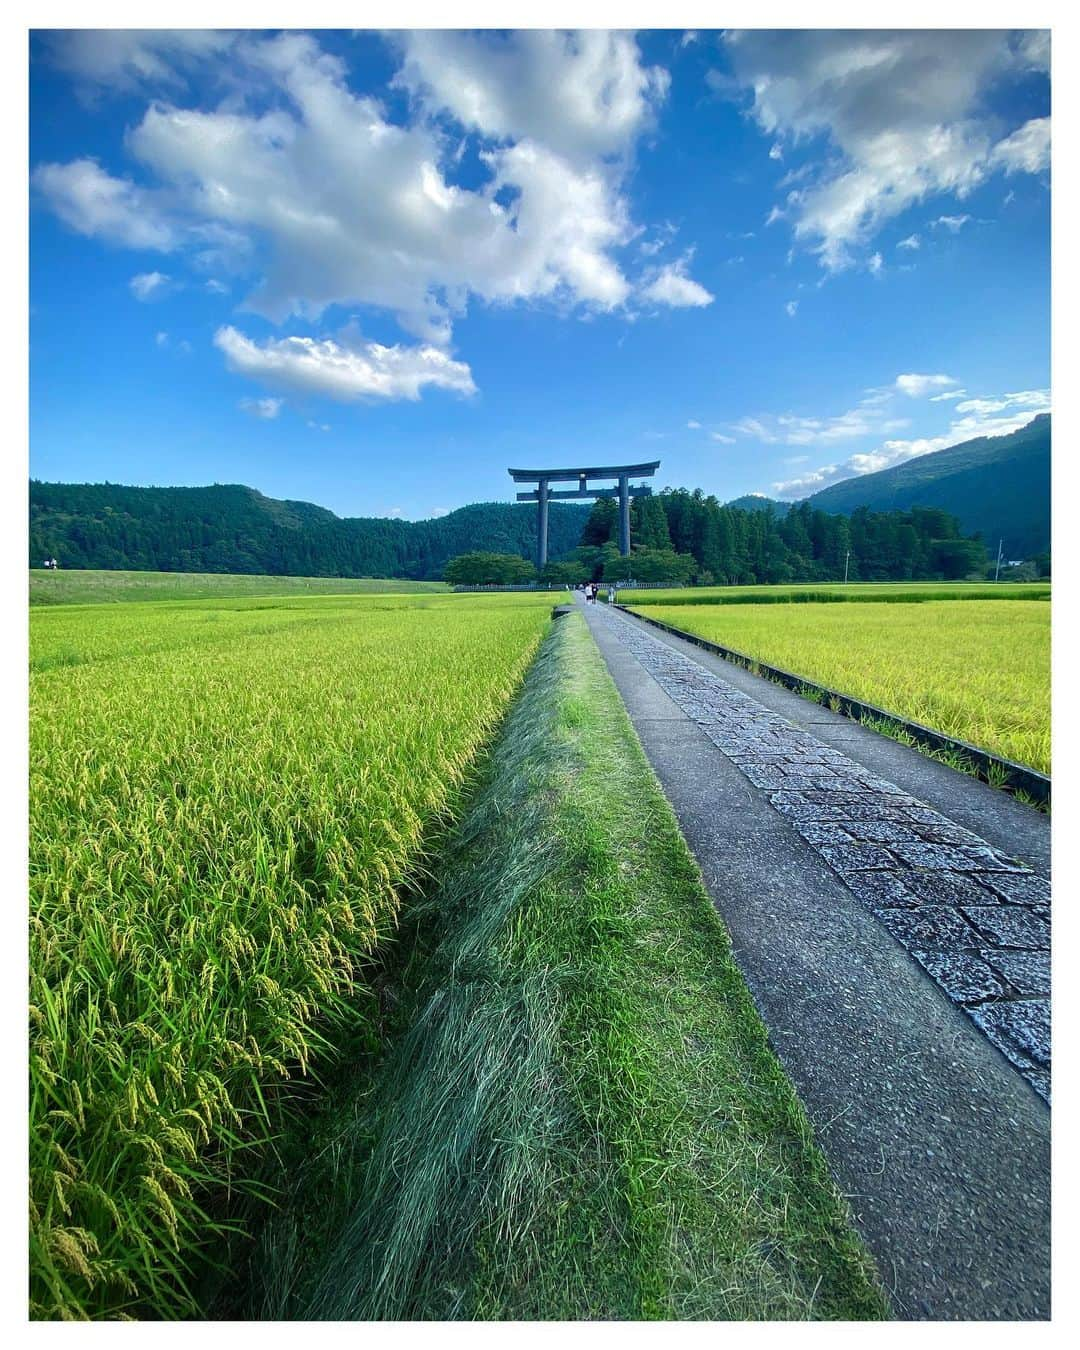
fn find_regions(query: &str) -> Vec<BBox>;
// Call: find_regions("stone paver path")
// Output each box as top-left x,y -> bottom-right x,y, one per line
595,602 -> 1051,1103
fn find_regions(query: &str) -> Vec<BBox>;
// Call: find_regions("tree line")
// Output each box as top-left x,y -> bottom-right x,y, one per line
447,490 -> 993,586
31,478 -> 1000,585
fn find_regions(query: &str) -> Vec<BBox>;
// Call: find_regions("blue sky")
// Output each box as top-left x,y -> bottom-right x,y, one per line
29,29 -> 1050,520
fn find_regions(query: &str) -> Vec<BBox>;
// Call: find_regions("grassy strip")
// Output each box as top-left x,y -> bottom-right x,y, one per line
29,569 -> 448,606
240,613 -> 887,1321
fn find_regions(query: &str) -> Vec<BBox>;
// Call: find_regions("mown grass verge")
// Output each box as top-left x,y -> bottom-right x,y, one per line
237,613 -> 887,1321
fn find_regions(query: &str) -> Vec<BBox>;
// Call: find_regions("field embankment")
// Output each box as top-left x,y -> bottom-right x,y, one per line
29,568 -> 449,606
240,614 -> 886,1321
627,598 -> 1050,777
29,592 -> 551,1318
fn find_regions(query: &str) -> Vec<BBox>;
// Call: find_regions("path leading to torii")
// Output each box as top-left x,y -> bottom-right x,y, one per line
578,596 -> 1050,1321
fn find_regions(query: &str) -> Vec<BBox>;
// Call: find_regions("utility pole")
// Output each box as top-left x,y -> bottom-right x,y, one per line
995,538 -> 1004,582
843,550 -> 850,584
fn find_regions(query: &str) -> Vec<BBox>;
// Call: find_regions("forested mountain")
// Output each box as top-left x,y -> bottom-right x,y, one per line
30,476 -> 1003,585
29,481 -> 589,579
723,494 -> 791,516
805,414 -> 1050,558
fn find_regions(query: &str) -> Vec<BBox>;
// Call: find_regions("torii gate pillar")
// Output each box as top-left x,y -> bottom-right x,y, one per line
508,461 -> 660,570
537,477 -> 550,571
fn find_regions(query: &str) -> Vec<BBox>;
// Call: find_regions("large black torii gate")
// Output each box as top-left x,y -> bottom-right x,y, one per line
509,461 -> 661,570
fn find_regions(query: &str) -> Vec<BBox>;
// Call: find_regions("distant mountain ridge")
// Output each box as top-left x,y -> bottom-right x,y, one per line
805,414 -> 1050,558
29,481 -> 589,580
724,494 -> 791,516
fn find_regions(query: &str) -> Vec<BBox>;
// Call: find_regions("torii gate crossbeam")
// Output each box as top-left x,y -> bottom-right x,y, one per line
508,461 -> 660,569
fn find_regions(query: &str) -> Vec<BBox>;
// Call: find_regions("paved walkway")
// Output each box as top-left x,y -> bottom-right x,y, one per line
580,597 -> 1050,1320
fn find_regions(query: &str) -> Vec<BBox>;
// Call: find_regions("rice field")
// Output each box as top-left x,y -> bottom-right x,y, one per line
29,592 -> 552,1319
628,598 -> 1050,775
613,582 -> 1050,607
30,568 -> 449,606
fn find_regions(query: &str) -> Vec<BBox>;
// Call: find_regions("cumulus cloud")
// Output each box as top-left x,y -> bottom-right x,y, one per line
41,30 -> 234,95
772,387 -> 1049,496
785,299 -> 798,317
214,325 -> 477,402
639,257 -> 714,308
897,234 -> 920,250
895,373 -> 957,397
722,29 -> 1049,269
240,396 -> 283,419
33,158 -> 176,250
35,31 -> 710,366
392,30 -> 669,166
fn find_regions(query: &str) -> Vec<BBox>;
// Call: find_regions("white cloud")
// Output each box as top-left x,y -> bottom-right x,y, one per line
42,30 -> 234,95
931,214 -> 971,233
785,300 -> 798,317
897,234 -> 920,250
306,420 -> 331,432
895,373 -> 957,397
392,30 -> 669,167
953,389 -> 1051,418
35,31 -> 709,363
129,270 -> 174,301
687,419 -> 701,429
639,257 -> 714,308
711,432 -> 736,444
722,30 -> 1049,269
737,396 -> 910,448
990,117 -> 1050,175
33,158 -> 176,250
868,251 -> 883,274
205,278 -> 229,294
429,506 -> 451,518
240,396 -> 283,419
214,325 -> 477,402
930,388 -> 966,402
769,143 -> 783,160
155,330 -> 169,347
772,387 -> 1049,496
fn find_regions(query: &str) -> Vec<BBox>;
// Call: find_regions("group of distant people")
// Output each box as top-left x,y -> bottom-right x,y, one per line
575,581 -> 615,605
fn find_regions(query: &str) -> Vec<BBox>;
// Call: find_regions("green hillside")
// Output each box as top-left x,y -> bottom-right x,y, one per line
29,481 -> 590,580
723,494 -> 791,515
805,415 -> 1050,558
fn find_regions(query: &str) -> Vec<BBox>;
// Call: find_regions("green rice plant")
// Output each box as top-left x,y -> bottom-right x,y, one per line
631,600 -> 1050,776
30,569 -> 450,607
29,592 -> 551,1319
632,582 -> 1050,608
